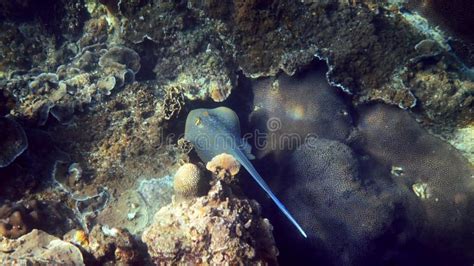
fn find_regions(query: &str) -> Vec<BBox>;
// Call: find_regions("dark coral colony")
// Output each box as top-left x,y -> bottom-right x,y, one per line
0,0 -> 473,265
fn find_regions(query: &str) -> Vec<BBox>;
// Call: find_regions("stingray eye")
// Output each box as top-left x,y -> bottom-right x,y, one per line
203,111 -> 209,116
194,117 -> 201,126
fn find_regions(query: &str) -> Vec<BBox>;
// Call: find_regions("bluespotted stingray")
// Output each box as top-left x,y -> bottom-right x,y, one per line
185,106 -> 307,238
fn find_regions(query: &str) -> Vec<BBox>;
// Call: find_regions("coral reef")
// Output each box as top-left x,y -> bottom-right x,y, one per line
47,81 -> 174,194
137,175 -> 174,213
0,229 -> 84,265
116,0 -> 236,102
4,43 -> 143,125
0,117 -> 27,168
162,85 -> 185,120
0,0 -> 473,264
0,0 -> 87,38
142,179 -> 278,264
0,23 -> 51,77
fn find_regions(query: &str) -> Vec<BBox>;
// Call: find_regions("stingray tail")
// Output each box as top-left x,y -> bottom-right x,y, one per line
233,148 -> 308,238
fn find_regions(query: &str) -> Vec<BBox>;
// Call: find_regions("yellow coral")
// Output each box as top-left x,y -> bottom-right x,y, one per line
71,230 -> 89,247
206,153 -> 241,179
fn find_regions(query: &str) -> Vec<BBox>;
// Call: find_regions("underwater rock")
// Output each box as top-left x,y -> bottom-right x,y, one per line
0,23 -> 51,75
0,200 -> 40,239
406,0 -> 474,42
403,53 -> 474,128
142,179 -> 278,264
154,42 -> 236,103
137,176 -> 173,212
0,117 -> 27,168
353,103 -> 474,255
0,229 -> 84,265
0,0 -> 86,39
250,63 -> 353,159
64,224 -> 142,265
173,163 -> 207,201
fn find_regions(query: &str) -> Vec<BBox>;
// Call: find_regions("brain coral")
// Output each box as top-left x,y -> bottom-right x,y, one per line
173,163 -> 207,200
353,103 -> 474,252
0,117 -> 27,168
275,137 -> 419,265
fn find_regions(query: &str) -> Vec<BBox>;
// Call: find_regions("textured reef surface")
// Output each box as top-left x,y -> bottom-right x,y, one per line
0,0 -> 473,265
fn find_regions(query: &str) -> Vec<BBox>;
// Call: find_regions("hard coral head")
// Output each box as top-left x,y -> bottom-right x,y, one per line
173,163 -> 207,200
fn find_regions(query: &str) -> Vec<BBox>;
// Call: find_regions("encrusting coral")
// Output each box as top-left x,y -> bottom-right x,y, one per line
142,153 -> 278,264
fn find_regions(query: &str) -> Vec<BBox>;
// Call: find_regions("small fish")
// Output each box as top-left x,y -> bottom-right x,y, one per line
185,106 -> 307,238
